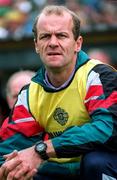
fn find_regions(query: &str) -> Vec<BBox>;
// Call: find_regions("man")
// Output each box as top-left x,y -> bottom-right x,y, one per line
0,5 -> 117,180
6,70 -> 35,109
0,70 -> 35,126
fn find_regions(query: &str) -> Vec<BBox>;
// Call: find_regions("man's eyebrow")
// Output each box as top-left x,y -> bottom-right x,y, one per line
56,31 -> 68,34
39,32 -> 50,35
39,30 -> 68,34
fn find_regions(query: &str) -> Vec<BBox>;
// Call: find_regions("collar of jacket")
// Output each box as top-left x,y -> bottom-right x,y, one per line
31,50 -> 90,92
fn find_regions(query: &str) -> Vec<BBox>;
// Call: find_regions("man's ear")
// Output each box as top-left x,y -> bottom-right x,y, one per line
34,40 -> 39,54
35,48 -> 39,54
75,36 -> 83,53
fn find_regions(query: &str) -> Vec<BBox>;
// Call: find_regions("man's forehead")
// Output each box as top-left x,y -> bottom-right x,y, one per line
37,12 -> 73,32
38,11 -> 72,24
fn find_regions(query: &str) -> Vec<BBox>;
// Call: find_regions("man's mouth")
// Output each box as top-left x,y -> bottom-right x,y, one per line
47,52 -> 61,56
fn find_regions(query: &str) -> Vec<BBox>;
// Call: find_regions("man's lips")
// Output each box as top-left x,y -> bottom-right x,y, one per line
47,52 -> 62,56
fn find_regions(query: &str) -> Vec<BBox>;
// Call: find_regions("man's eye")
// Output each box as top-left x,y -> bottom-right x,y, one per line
57,34 -> 67,39
39,35 -> 50,40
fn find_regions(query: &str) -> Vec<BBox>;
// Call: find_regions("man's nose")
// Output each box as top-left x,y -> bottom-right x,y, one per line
49,35 -> 58,48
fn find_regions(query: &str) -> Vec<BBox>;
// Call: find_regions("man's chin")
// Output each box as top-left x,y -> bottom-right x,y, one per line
47,64 -> 63,71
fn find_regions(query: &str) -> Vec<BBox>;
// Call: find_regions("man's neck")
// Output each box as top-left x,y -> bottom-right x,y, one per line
45,65 -> 75,88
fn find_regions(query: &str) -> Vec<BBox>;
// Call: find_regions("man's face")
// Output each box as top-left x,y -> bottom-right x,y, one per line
35,12 -> 82,72
7,81 -> 22,109
7,75 -> 32,109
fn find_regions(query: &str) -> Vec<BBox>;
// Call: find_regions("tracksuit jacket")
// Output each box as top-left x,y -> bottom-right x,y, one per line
0,50 -> 117,175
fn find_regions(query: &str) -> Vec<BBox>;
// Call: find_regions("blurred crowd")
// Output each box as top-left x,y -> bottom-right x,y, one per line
0,0 -> 116,40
